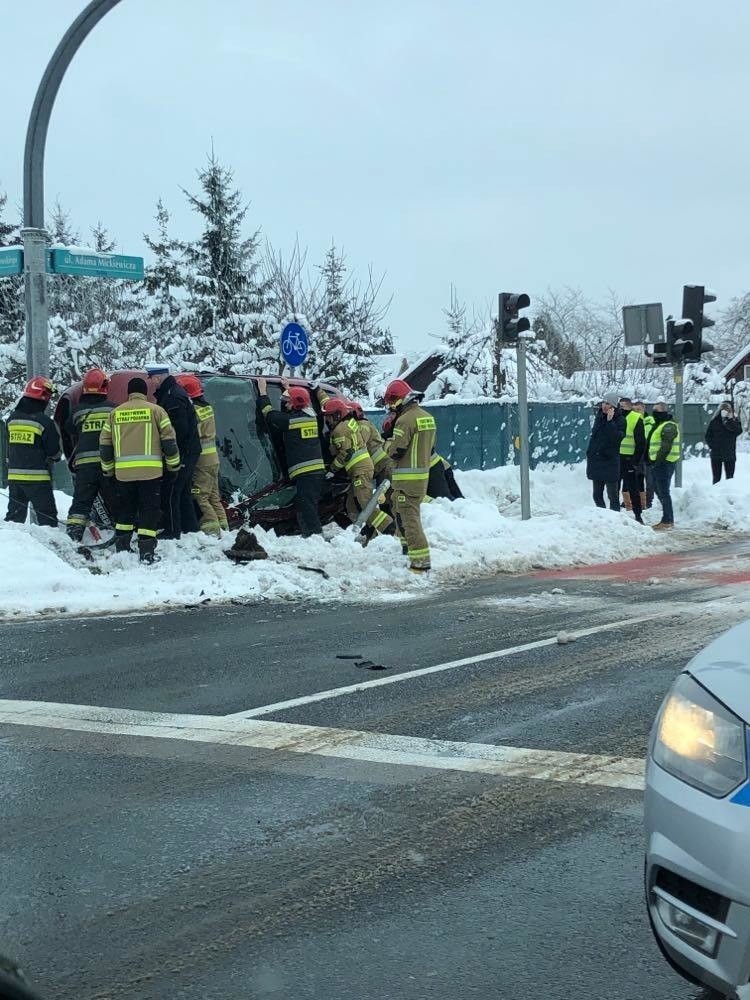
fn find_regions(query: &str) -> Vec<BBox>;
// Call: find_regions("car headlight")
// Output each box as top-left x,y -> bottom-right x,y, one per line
652,673 -> 747,796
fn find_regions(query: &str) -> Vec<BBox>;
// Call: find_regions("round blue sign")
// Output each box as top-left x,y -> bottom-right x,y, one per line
280,322 -> 309,368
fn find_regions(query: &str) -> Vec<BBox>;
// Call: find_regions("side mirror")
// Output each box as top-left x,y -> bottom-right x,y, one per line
0,963 -> 44,1000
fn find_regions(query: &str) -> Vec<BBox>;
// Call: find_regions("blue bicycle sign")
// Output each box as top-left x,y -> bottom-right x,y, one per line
280,322 -> 309,368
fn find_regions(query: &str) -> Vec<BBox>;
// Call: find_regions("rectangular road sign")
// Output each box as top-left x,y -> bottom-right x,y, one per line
48,249 -> 144,280
0,247 -> 23,277
622,302 -> 664,346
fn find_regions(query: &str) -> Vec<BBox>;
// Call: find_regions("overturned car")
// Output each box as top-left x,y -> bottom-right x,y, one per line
54,370 -> 349,535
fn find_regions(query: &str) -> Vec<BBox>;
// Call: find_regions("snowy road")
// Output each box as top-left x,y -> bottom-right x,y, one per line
3,544 -> 749,1000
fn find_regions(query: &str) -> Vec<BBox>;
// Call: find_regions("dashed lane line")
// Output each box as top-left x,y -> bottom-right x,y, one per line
225,609 -> 679,720
0,700 -> 644,791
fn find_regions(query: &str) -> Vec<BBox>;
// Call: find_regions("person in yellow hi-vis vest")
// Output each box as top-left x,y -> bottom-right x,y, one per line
649,401 -> 680,531
618,396 -> 646,524
383,379 -> 437,572
176,374 -> 228,536
100,377 -> 180,562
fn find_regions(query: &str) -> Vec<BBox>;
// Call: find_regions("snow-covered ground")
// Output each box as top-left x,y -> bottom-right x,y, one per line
0,457 -> 747,619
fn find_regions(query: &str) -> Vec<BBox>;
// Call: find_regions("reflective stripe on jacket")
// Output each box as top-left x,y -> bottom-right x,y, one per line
386,404 -> 437,490
6,409 -> 61,483
259,395 -> 326,479
100,393 -> 180,482
330,418 -> 373,476
649,420 -> 681,463
357,417 -> 389,471
194,403 -> 219,469
70,400 -> 113,467
620,410 -> 643,456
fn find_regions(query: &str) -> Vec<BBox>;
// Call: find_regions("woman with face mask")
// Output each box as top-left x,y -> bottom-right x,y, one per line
705,401 -> 742,483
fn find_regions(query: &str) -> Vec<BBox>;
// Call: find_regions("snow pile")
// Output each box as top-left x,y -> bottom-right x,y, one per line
0,456 -> 746,618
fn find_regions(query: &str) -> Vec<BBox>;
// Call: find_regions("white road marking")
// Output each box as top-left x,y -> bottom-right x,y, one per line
226,609 -> 677,719
0,699 -> 644,791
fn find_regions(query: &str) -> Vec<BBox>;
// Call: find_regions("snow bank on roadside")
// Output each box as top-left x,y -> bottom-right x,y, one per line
0,456 -> 745,618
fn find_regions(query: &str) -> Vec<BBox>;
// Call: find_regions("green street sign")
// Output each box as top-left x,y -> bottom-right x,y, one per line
48,248 -> 144,280
0,248 -> 23,277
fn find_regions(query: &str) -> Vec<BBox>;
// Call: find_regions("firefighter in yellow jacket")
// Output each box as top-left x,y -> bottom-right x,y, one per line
348,400 -> 391,484
383,379 -> 437,572
176,374 -> 228,536
321,396 -> 393,545
100,377 -> 180,562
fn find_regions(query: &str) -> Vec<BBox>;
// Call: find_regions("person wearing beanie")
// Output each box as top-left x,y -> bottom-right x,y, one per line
152,372 -> 202,539
586,394 -> 625,511
705,401 -> 742,483
618,396 -> 647,524
99,376 -> 180,563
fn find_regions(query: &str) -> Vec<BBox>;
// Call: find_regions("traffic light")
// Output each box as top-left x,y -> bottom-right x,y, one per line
666,316 -> 696,362
648,342 -> 671,366
681,285 -> 716,359
499,292 -> 531,343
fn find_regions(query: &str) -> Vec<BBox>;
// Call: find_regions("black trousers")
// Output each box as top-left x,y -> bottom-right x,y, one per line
4,481 -> 58,527
161,458 -> 199,539
115,479 -> 162,556
711,456 -> 736,484
592,480 -> 620,510
67,468 -> 113,536
620,456 -> 643,520
294,472 -> 323,536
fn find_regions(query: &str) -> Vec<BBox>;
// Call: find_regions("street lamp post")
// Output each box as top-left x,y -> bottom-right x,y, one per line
22,0 -> 122,377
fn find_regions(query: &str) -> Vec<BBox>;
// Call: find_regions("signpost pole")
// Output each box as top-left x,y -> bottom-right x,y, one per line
22,0 -> 122,379
21,228 -> 49,376
517,337 -> 531,520
673,363 -> 684,488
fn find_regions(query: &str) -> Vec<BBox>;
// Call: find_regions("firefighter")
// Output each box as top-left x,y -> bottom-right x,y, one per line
175,374 -> 228,537
321,396 -> 393,544
383,379 -> 437,571
618,396 -> 646,524
100,377 -> 180,562
4,376 -> 61,528
64,368 -> 114,541
348,400 -> 391,485
257,377 -> 326,537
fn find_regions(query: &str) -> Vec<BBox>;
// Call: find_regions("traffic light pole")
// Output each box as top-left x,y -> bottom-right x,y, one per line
673,363 -> 684,488
517,338 -> 531,520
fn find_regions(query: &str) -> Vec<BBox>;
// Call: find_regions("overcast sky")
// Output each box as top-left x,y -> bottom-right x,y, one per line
3,0 -> 750,354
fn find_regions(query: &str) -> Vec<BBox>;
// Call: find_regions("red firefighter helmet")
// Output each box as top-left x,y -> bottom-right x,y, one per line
286,385 -> 311,410
348,400 -> 365,419
322,397 -> 350,423
383,378 -> 413,409
23,376 -> 55,402
81,367 -> 110,395
175,374 -> 203,399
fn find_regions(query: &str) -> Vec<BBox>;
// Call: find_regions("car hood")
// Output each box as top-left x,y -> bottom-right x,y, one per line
686,619 -> 750,724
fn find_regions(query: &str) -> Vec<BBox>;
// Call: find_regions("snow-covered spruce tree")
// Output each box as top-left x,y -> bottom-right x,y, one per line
141,198 -> 190,355
300,244 -> 390,396
178,151 -> 276,373
0,189 -> 24,409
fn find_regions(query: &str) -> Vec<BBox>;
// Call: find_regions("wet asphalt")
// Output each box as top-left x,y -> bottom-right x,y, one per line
2,555 -> 745,1000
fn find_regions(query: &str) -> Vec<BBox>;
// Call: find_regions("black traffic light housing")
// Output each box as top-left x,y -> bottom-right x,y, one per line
666,316 -> 696,362
499,292 -> 531,343
681,285 -> 716,359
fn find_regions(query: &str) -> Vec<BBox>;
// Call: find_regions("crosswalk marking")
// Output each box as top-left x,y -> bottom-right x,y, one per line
0,699 -> 645,791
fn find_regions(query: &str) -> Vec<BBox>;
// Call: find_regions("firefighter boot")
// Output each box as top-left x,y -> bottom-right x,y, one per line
138,535 -> 160,564
115,532 -> 133,554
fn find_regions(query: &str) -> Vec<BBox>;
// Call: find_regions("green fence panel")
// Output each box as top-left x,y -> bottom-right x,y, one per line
0,402 -> 720,493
